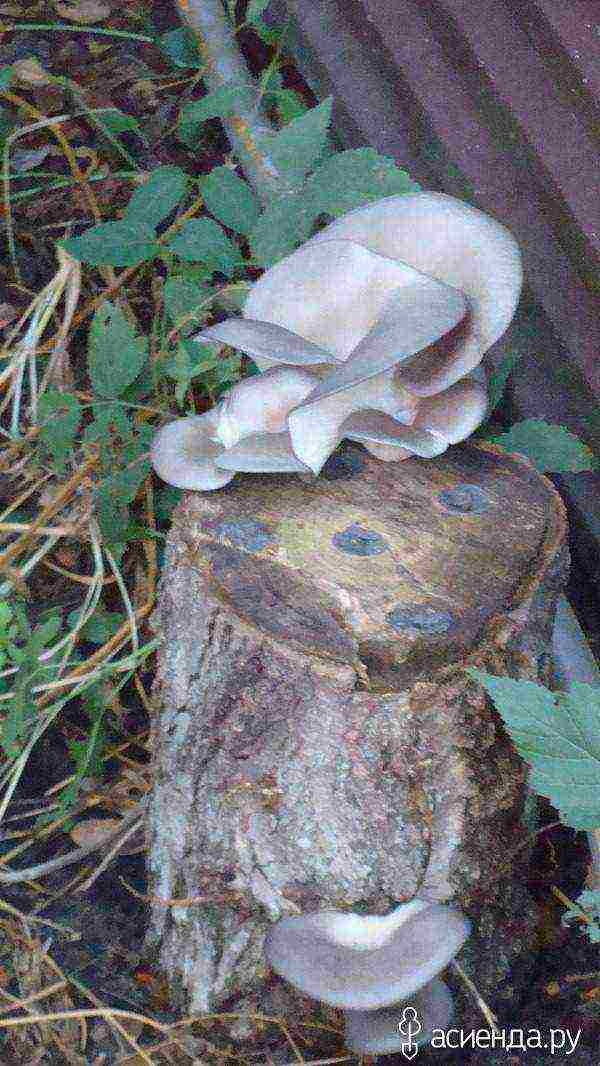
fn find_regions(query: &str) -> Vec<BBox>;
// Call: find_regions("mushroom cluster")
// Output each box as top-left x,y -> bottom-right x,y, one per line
151,192 -> 522,491
265,898 -> 471,1055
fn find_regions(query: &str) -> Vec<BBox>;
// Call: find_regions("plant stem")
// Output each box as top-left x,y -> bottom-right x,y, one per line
174,0 -> 285,203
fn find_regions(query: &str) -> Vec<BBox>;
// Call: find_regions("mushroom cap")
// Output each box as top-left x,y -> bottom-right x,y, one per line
195,317 -> 338,368
244,238 -> 465,367
344,977 -> 454,1055
214,430 -> 309,472
150,410 -> 234,491
214,366 -> 319,448
264,901 -> 471,1010
342,410 -> 448,457
308,191 -> 523,388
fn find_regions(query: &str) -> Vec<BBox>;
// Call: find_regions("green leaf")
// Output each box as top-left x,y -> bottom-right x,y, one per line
179,83 -> 254,129
157,27 -> 202,68
96,109 -> 145,141
163,276 -> 210,332
258,97 -> 333,190
252,18 -> 280,45
246,0 -> 271,25
199,166 -> 260,236
166,218 -> 243,276
67,606 -> 122,645
0,66 -> 13,91
61,220 -> 158,267
486,349 -> 524,415
483,419 -> 596,473
249,191 -> 312,266
162,339 -> 220,405
38,391 -> 82,474
271,88 -> 309,125
124,166 -> 188,230
88,302 -> 148,398
303,147 -> 420,217
467,669 -> 600,829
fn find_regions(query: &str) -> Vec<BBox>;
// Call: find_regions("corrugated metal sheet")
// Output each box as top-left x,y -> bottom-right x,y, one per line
272,0 -> 600,622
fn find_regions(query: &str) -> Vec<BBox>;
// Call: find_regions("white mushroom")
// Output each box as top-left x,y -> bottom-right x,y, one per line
195,316 -> 338,369
213,366 -> 318,449
264,898 -> 471,1011
306,191 -> 523,393
214,431 -> 309,473
285,266 -> 468,473
344,976 -> 454,1055
150,410 -> 234,491
151,193 -> 522,491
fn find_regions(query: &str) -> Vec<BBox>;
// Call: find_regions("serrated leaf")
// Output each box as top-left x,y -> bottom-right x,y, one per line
303,147 -> 420,217
38,390 -> 82,474
166,218 -> 243,276
157,27 -> 202,68
88,302 -> 148,398
249,191 -> 313,266
258,97 -> 333,190
483,419 -> 596,473
467,669 -> 600,829
95,109 -> 145,141
124,166 -> 188,229
163,276 -> 210,332
179,83 -> 254,129
61,220 -> 158,266
486,349 -> 523,415
199,166 -> 260,236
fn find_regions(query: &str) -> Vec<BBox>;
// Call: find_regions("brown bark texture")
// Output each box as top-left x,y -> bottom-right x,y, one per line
145,441 -> 568,1014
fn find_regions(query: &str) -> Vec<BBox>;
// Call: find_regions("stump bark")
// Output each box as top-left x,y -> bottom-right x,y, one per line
145,440 -> 568,1017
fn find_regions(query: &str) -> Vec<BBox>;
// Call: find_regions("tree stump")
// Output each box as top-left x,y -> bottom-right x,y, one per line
144,440 -> 567,1018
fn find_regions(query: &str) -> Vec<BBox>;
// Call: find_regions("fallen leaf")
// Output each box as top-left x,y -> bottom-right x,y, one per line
12,58 -> 52,86
0,303 -> 18,330
54,0 -> 111,23
69,816 -> 122,848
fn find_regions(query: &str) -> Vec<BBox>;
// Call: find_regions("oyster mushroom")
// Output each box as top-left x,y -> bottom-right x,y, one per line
152,192 -> 522,490
265,899 -> 470,1055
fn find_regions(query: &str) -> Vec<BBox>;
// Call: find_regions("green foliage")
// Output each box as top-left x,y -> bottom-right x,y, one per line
485,349 -> 524,415
162,339 -> 220,406
562,890 -> 600,943
467,669 -> 600,830
66,606 -> 122,645
0,599 -> 62,759
249,192 -> 312,266
88,302 -> 148,398
257,97 -> 333,190
199,166 -> 261,235
163,275 -> 211,334
179,82 -> 254,131
38,391 -> 82,474
245,0 -> 272,26
94,109 -> 147,147
247,109 -> 420,266
61,220 -> 158,267
0,65 -> 13,91
166,217 -> 243,275
57,685 -> 107,820
156,27 -> 202,69
124,166 -> 188,229
303,147 -> 419,217
483,419 -> 596,473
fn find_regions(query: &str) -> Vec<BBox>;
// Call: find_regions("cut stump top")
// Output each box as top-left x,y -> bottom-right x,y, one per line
175,440 -> 566,689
